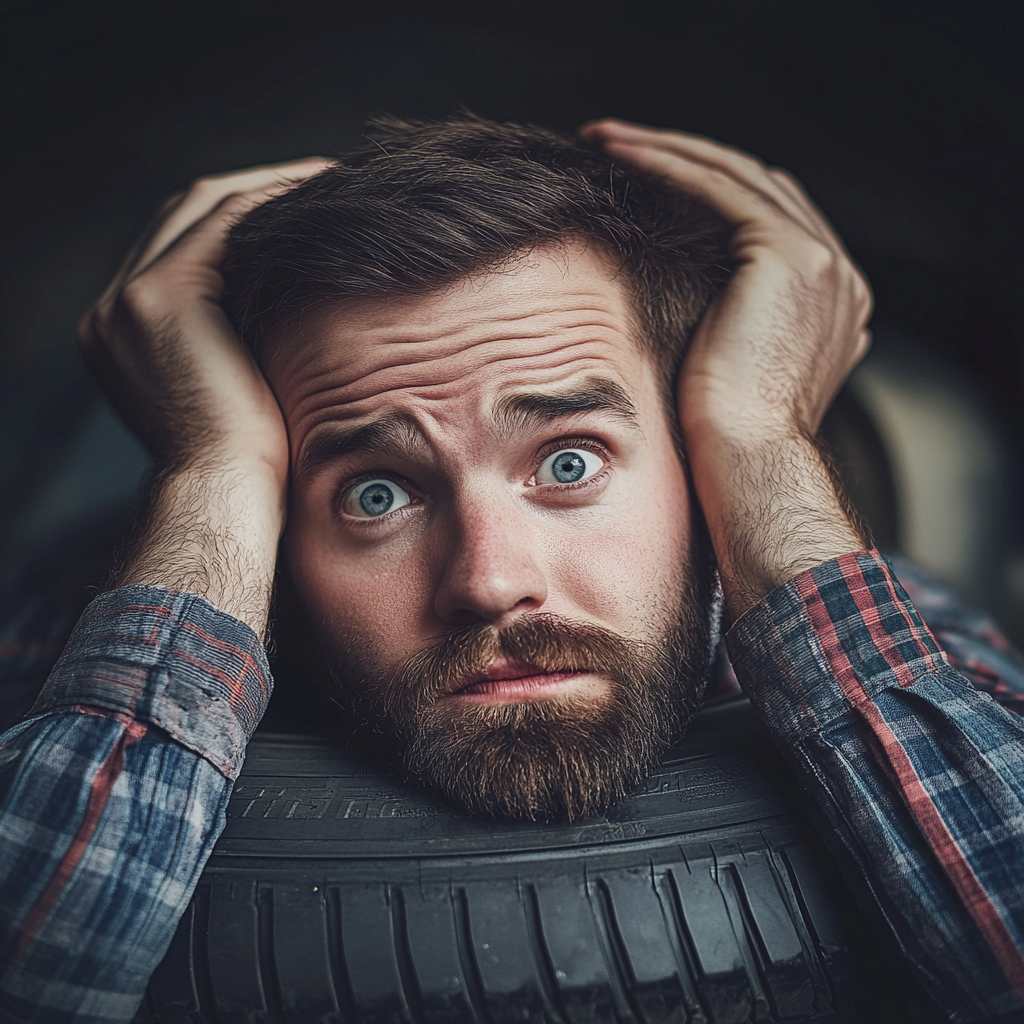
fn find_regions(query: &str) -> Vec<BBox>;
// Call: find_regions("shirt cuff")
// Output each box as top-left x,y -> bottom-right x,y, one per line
726,550 -> 952,745
28,586 -> 272,779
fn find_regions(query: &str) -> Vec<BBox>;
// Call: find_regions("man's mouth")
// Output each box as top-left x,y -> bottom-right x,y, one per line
447,658 -> 593,703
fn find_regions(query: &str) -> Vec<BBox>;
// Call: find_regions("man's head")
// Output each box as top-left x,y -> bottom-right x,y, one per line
222,114 -> 731,821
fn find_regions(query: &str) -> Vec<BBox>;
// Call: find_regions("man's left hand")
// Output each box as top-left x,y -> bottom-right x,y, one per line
580,119 -> 873,620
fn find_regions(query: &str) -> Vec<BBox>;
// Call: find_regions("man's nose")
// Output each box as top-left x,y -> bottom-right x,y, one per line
433,501 -> 548,627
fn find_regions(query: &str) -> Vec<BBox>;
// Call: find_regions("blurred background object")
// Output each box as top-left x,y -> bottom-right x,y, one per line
2,0 -> 1023,637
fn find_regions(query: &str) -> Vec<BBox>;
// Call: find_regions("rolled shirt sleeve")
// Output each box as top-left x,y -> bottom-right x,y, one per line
728,550 -> 1024,1021
0,586 -> 272,1024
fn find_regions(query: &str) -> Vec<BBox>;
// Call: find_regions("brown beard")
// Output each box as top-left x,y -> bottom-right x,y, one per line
323,568 -> 716,822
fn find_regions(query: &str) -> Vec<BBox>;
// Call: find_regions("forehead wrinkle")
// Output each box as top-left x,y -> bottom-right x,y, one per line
314,315 -> 629,363
492,375 -> 642,443
289,333 -> 621,425
297,412 -> 427,484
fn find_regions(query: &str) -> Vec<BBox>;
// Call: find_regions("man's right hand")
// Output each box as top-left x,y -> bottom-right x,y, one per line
77,158 -> 332,633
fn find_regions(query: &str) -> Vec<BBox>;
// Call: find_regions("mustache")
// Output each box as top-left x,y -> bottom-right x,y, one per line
369,613 -> 656,711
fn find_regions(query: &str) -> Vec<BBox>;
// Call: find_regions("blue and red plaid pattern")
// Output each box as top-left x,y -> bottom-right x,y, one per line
730,551 -> 1024,1020
0,587 -> 271,1023
1,553 -> 1023,1021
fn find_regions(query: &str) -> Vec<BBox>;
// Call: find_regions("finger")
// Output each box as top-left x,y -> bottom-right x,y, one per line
584,119 -> 784,195
584,120 -> 827,241
90,188 -> 194,325
597,138 -> 806,238
139,189 -> 265,283
853,328 -> 872,366
766,168 -> 840,246
87,158 -> 332,335
93,189 -> 275,334
632,135 -> 824,241
582,120 -> 784,191
132,157 -> 333,278
578,117 -> 659,142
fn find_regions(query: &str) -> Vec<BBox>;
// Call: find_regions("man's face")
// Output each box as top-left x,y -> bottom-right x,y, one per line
265,243 -> 713,820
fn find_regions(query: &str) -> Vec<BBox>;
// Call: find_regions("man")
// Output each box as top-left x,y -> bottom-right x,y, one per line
1,114 -> 1023,1022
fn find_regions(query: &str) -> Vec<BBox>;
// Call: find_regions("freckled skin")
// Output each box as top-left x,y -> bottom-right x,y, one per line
265,244 -> 695,696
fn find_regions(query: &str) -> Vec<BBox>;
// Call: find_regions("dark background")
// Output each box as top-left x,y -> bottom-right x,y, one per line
2,0 -> 1023,623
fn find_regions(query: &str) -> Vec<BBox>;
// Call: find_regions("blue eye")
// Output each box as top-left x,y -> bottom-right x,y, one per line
343,479 -> 412,519
536,448 -> 604,485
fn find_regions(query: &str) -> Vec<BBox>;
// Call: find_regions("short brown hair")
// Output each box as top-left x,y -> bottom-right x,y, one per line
222,113 -> 731,388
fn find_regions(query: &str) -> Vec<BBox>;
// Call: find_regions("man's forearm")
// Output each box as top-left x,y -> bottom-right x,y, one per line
115,460 -> 284,636
688,426 -> 865,622
0,460 -> 283,1022
0,455 -> 284,1024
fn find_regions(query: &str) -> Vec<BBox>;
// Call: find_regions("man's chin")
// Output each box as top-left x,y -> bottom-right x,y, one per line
396,692 -> 673,823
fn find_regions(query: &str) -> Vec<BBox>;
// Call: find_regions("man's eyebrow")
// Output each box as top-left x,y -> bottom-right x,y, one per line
493,376 -> 640,438
297,414 -> 425,483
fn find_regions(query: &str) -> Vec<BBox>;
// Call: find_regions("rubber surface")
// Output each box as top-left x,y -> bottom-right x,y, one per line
134,696 -> 896,1023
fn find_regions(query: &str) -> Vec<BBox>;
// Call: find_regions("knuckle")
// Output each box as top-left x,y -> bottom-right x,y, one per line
800,239 -> 838,277
705,166 -> 735,192
216,191 -> 259,224
731,148 -> 766,175
770,166 -> 802,191
748,153 -> 771,176
848,270 -> 874,315
219,191 -> 253,211
117,275 -> 162,319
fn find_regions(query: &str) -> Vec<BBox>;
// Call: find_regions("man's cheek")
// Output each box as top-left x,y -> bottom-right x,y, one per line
284,523 -> 432,656
540,510 -> 688,630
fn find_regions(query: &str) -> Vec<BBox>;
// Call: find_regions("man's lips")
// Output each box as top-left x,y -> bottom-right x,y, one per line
447,659 -> 586,701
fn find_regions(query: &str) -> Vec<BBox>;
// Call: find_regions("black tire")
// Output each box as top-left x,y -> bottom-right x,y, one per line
136,696 -> 903,1024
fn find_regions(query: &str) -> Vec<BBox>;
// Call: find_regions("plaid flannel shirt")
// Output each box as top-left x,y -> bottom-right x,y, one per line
1,551 -> 1023,1022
